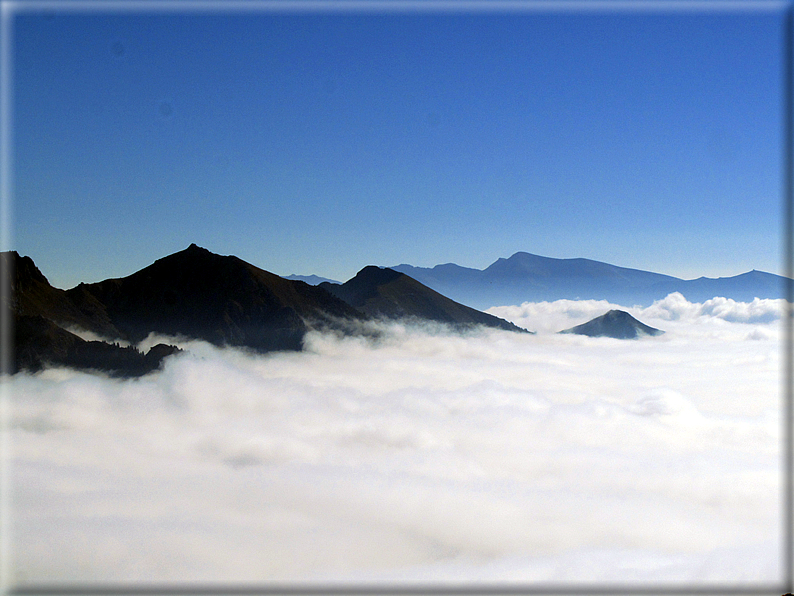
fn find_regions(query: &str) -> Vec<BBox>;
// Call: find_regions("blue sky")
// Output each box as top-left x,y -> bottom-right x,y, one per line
6,1 -> 788,289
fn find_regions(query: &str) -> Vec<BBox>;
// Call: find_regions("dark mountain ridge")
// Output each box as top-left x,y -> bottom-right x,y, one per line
2,251 -> 180,376
4,245 -> 528,375
8,251 -> 120,338
320,266 -> 528,333
14,314 -> 182,377
74,243 -> 365,352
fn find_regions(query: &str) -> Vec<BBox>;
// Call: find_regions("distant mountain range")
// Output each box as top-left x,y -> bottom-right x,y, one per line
285,274 -> 341,285
389,252 -> 790,309
3,245 -> 523,376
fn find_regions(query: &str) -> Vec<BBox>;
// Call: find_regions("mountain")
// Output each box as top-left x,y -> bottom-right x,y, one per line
6,245 -> 529,376
14,314 -> 182,377
319,266 -> 529,333
71,244 -> 365,353
559,310 -> 664,339
285,274 -> 341,285
7,251 -> 120,338
2,251 -> 180,376
392,252 -> 790,309
3,245 -> 367,375
644,269 -> 787,304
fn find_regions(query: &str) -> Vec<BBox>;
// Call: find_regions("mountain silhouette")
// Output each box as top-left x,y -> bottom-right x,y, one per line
5,245 -> 532,376
3,245 -> 368,374
559,310 -> 664,339
392,252 -> 789,309
13,314 -> 182,377
8,251 -> 120,338
72,244 -> 365,352
319,266 -> 529,333
2,251 -> 180,376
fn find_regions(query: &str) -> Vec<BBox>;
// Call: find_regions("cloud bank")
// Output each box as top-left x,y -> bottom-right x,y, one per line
5,295 -> 784,584
486,292 -> 789,334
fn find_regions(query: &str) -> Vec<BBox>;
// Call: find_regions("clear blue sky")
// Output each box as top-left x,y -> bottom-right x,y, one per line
6,1 -> 788,289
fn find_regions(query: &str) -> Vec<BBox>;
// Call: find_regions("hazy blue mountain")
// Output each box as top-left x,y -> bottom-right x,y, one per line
559,310 -> 664,339
392,252 -> 790,309
644,270 -> 787,304
391,262 -> 484,304
285,274 -> 341,285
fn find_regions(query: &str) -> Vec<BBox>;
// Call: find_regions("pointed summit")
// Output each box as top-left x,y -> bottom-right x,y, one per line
76,245 -> 365,352
560,309 -> 663,339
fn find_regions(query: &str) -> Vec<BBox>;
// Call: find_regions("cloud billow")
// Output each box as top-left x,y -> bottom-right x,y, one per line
7,296 -> 783,583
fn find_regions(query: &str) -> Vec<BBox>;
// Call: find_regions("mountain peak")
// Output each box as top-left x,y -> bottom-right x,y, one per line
185,243 -> 211,254
353,266 -> 403,285
320,267 -> 527,332
318,266 -> 403,308
72,245 -> 365,351
560,309 -> 663,339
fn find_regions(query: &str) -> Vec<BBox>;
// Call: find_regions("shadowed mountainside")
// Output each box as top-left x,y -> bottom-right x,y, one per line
4,245 -> 531,375
8,251 -> 120,338
73,243 -> 366,353
13,314 -> 182,377
2,251 -> 180,376
559,309 -> 664,339
320,266 -> 530,333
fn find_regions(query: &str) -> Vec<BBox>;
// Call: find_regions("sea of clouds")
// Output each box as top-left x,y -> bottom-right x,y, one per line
3,293 -> 787,586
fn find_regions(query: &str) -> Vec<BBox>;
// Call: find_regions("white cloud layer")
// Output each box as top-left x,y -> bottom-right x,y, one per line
486,292 -> 789,334
4,295 -> 785,585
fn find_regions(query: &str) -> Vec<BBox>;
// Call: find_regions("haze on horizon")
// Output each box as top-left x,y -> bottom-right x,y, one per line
7,1 -> 787,289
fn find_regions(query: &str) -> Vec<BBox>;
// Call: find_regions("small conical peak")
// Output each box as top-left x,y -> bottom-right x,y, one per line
146,243 -> 226,274
600,310 -> 645,323
560,308 -> 663,338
